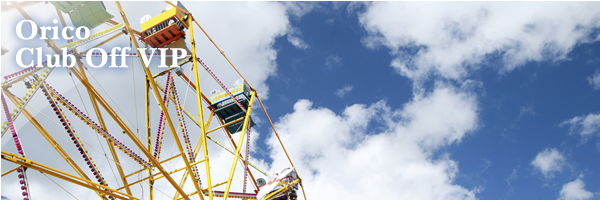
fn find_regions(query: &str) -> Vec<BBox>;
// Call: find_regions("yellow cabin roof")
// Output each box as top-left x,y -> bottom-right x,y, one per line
141,7 -> 187,32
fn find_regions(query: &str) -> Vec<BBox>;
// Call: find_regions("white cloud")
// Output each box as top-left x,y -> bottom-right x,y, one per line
182,1 -> 292,100
335,85 -> 354,98
325,18 -> 334,26
559,176 -> 594,200
530,148 -> 566,178
325,55 -> 343,69
282,2 -> 318,19
561,113 -> 600,137
588,70 -> 600,90
358,2 -> 600,83
287,27 -> 309,49
505,168 -> 518,194
518,106 -> 537,120
264,84 -> 480,200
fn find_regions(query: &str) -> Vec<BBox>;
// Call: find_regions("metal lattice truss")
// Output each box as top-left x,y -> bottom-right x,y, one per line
1,1 -> 306,200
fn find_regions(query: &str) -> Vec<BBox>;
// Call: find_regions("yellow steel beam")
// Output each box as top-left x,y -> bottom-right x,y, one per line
107,20 -> 143,36
55,6 -> 134,195
188,15 -> 214,200
173,168 -> 192,200
2,1 -> 41,12
153,67 -> 176,78
55,7 -> 87,81
164,1 -> 254,91
76,32 -> 125,57
222,91 -> 255,200
16,8 -> 100,193
151,158 -> 206,180
175,180 -> 230,200
145,75 -> 154,200
13,6 -> 132,198
1,151 -> 138,200
115,2 -> 199,199
1,166 -> 19,177
66,46 -> 189,200
126,153 -> 177,178
206,117 -> 244,135
13,2 -> 61,53
176,72 -> 213,105
125,153 -> 181,178
172,67 -> 262,193
264,179 -> 300,200
78,51 -> 134,197
191,20 -> 253,91
214,113 -> 260,191
164,4 -> 262,192
117,158 -> 206,191
152,60 -> 193,78
1,67 -> 43,88
3,89 -> 107,200
166,75 -> 260,192
172,109 -> 212,200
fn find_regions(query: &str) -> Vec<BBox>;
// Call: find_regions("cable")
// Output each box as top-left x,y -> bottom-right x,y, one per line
68,70 -> 120,189
41,172 -> 79,200
84,67 -> 138,130
181,67 -> 190,106
131,38 -> 140,138
68,70 -> 90,117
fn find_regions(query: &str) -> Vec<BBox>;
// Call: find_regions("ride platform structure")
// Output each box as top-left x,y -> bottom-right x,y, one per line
0,1 -> 306,200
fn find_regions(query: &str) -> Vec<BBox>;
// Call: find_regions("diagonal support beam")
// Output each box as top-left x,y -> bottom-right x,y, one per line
1,151 -> 138,200
66,47 -> 191,200
257,96 -> 308,200
54,7 -> 134,195
115,2 -> 202,199
222,91 -> 255,200
187,14 -> 215,200
3,89 -> 107,199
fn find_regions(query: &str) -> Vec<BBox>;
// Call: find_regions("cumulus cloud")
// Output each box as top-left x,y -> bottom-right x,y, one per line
588,70 -> 600,90
531,148 -> 566,178
561,113 -> 600,137
358,2 -> 600,83
325,18 -> 334,26
559,176 -> 594,200
334,85 -> 354,98
282,1 -> 318,19
505,168 -> 519,194
264,84 -> 480,199
287,27 -> 309,49
325,55 -> 343,69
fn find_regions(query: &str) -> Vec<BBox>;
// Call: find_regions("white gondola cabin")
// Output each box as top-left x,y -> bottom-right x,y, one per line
256,168 -> 299,200
209,84 -> 256,134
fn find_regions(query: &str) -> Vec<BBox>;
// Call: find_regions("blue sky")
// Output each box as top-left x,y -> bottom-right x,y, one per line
260,2 -> 600,199
2,2 -> 600,200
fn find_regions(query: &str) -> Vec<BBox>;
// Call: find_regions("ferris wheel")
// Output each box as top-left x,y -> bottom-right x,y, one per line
1,1 -> 306,200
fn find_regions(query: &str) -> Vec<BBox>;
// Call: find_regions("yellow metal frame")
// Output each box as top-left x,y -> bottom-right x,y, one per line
116,2 -> 200,200
263,179 -> 300,200
1,151 -> 138,200
140,6 -> 187,32
222,90 -> 256,200
1,2 -> 307,200
188,15 -> 214,200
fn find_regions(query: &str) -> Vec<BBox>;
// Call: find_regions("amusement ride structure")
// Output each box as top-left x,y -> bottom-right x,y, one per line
1,1 -> 305,200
